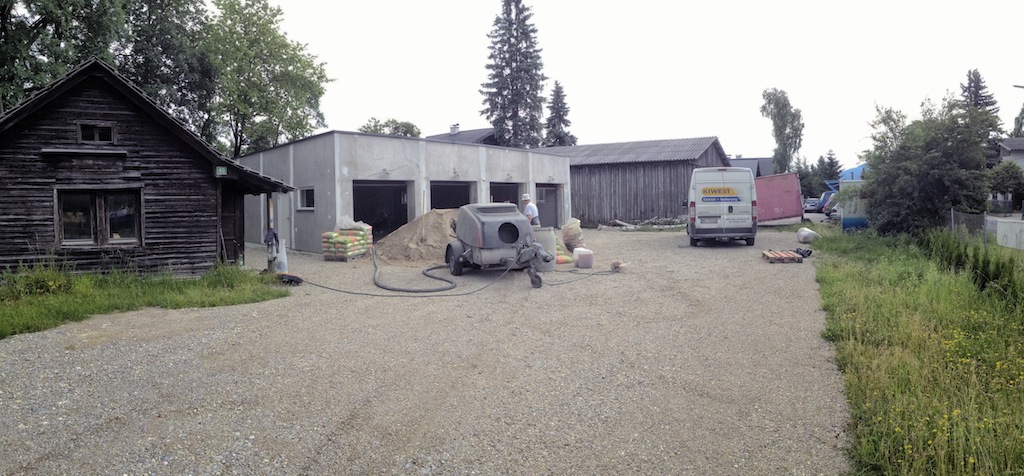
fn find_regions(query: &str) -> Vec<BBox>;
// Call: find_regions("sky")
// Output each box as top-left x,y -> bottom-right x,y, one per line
267,0 -> 1024,170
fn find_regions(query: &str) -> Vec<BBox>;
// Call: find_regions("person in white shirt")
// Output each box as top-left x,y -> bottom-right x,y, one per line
521,193 -> 540,225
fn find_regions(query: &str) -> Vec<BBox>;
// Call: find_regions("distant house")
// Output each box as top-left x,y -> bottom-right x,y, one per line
999,137 -> 1024,171
0,59 -> 293,275
729,157 -> 775,177
425,124 -> 499,146
545,137 -> 730,226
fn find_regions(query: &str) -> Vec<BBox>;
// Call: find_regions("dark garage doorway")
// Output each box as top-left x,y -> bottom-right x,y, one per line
489,182 -> 520,204
430,181 -> 473,210
353,180 -> 409,240
536,184 -> 561,228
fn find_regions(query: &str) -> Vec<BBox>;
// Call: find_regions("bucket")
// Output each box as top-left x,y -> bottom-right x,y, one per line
573,247 -> 593,269
532,226 -> 556,272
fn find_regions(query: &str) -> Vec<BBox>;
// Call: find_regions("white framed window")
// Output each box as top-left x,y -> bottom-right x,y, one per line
57,189 -> 141,246
298,188 -> 315,210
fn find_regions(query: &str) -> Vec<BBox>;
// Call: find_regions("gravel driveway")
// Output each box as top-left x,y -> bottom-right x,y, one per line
0,229 -> 849,475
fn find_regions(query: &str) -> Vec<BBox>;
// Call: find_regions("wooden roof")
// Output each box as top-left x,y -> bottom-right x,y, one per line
543,136 -> 727,166
0,58 -> 294,194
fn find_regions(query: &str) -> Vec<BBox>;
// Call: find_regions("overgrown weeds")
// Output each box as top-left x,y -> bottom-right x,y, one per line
0,264 -> 289,339
815,228 -> 1024,473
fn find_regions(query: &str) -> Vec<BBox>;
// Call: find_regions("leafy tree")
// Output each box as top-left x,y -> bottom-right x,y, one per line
115,0 -> 218,143
863,97 -> 994,235
480,0 -> 547,149
543,80 -> 576,146
203,0 -> 329,157
760,88 -> 804,173
358,117 -> 421,137
1011,103 -> 1024,138
989,160 -> 1024,209
0,0 -> 125,113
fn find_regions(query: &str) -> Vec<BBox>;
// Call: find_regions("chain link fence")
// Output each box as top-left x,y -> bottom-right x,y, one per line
943,209 -> 991,236
944,208 -> 1024,251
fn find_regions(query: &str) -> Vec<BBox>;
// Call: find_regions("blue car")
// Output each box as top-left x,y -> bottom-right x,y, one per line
815,191 -> 835,213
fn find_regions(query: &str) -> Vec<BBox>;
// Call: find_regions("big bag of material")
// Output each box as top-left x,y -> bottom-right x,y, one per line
562,218 -> 585,251
797,227 -> 820,244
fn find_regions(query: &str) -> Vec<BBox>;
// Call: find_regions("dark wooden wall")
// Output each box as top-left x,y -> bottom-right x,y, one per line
0,77 -> 222,275
569,146 -> 728,226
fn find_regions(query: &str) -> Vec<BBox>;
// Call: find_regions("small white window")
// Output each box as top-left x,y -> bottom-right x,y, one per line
298,188 -> 315,210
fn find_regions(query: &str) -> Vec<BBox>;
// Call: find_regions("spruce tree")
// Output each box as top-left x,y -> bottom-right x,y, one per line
959,69 -> 1003,166
960,69 -> 999,115
480,0 -> 547,149
543,81 -> 577,146
816,150 -> 843,182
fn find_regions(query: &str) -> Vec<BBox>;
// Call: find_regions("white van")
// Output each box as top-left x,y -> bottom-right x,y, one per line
687,167 -> 758,246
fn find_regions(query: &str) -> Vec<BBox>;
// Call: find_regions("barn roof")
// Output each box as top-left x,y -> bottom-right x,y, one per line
543,136 -> 726,166
0,58 -> 294,194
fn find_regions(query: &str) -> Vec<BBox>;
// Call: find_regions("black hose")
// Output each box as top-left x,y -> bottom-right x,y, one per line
371,247 -> 456,293
304,247 -> 523,297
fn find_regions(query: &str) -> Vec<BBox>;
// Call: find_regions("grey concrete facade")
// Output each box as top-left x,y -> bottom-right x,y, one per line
238,131 -> 571,254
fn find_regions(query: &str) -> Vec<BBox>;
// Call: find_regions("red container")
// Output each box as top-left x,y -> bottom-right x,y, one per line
754,173 -> 804,222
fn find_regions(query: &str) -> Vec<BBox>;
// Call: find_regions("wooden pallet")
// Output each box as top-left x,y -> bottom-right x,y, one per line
762,250 -> 803,263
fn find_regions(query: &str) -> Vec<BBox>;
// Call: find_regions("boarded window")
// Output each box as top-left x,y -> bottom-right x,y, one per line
58,190 -> 141,246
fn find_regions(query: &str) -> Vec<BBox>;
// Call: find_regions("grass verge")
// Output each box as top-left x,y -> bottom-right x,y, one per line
813,227 -> 1024,474
0,264 -> 290,339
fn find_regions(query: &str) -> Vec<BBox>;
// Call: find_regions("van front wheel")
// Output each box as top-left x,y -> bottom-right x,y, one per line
746,237 -> 755,246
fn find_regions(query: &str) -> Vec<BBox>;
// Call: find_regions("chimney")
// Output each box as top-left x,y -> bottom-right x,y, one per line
449,123 -> 460,135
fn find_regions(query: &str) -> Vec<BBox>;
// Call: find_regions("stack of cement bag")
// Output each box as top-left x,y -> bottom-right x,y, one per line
322,224 -> 373,261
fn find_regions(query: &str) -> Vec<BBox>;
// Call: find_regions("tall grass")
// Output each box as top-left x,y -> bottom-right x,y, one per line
0,264 -> 290,339
814,228 -> 1024,474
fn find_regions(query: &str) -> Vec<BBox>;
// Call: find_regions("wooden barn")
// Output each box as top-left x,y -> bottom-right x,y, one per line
0,59 -> 293,275
545,137 -> 729,226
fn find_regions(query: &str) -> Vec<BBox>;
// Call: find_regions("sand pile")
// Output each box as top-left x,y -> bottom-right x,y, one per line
375,209 -> 459,263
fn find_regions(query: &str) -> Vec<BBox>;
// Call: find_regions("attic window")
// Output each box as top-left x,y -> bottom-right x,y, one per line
78,123 -> 115,144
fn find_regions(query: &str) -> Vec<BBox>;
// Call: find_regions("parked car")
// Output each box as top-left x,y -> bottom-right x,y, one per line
815,191 -> 835,213
823,194 -> 838,217
803,198 -> 819,213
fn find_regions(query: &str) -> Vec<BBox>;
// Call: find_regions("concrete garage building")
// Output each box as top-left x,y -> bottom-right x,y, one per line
237,131 -> 570,253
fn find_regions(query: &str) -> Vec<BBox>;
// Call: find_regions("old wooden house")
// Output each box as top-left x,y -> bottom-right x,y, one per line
0,59 -> 293,275
545,137 -> 730,226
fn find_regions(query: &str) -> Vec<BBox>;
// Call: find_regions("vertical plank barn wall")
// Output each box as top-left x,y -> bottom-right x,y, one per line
569,148 -> 727,226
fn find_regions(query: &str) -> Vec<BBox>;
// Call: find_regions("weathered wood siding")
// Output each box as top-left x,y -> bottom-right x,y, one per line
569,147 -> 728,226
0,77 -> 221,275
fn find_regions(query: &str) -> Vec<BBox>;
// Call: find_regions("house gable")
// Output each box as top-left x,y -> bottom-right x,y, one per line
0,59 -> 292,274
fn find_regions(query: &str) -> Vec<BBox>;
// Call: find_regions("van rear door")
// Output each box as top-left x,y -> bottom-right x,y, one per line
692,169 -> 755,232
